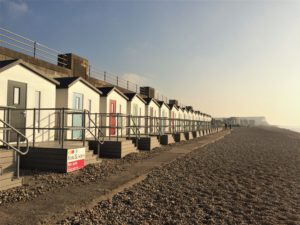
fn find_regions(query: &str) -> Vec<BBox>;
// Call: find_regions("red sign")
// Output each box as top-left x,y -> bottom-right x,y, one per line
67,147 -> 85,172
67,159 -> 85,172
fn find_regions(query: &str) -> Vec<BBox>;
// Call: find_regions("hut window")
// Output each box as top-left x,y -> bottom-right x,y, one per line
13,87 -> 20,105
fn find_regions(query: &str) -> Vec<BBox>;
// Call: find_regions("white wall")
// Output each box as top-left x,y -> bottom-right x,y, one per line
0,65 -> 56,143
159,104 -> 169,133
169,107 -> 179,133
56,80 -> 100,139
68,81 -> 100,113
145,100 -> 160,134
127,96 -> 146,135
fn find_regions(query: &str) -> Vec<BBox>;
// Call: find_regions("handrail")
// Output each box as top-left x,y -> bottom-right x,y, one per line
0,119 -> 29,155
129,116 -> 141,140
156,120 -> 161,136
0,118 -> 30,179
84,110 -> 105,145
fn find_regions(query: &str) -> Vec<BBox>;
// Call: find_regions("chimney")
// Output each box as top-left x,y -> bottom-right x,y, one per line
169,99 -> 178,106
58,53 -> 89,78
140,86 -> 155,98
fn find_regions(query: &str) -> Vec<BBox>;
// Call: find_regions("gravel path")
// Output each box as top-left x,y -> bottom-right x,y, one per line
60,127 -> 300,225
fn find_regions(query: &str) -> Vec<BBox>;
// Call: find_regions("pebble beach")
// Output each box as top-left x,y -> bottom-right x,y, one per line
0,127 -> 299,225
60,127 -> 300,225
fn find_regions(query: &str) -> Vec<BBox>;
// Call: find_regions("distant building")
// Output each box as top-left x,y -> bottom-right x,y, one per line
215,116 -> 268,127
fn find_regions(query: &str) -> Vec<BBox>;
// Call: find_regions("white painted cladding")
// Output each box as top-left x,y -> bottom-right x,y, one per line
145,100 -> 159,134
0,65 -> 56,142
159,103 -> 169,133
127,96 -> 146,135
100,90 -> 127,136
56,80 -> 100,139
145,100 -> 159,117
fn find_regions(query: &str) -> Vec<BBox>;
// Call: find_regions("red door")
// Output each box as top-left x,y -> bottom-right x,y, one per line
109,100 -> 116,135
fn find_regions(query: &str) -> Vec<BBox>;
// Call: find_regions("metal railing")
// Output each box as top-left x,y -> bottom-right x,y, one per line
0,27 -> 68,67
0,27 -> 177,97
84,110 -> 105,158
0,107 -> 30,178
0,107 -> 219,149
127,115 -> 141,148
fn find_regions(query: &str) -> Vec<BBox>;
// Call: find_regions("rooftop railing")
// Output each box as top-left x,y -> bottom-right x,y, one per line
0,27 -> 68,67
0,27 -> 210,113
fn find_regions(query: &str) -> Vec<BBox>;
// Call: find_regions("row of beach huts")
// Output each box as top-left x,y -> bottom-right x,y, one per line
0,29 -> 223,191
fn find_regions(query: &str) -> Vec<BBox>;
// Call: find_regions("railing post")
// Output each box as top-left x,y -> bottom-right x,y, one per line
117,113 -> 119,141
95,113 -> 97,138
16,135 -> 20,179
116,76 -> 119,86
33,108 -> 36,148
128,115 -> 131,138
82,110 -> 86,147
61,108 -> 65,149
104,71 -> 106,81
33,41 -> 37,58
127,81 -> 129,90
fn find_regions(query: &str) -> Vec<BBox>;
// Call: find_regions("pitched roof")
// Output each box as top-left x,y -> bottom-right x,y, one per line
0,59 -> 59,85
143,97 -> 160,107
168,103 -> 179,110
55,77 -> 102,94
124,93 -> 146,103
157,101 -> 170,109
98,86 -> 129,100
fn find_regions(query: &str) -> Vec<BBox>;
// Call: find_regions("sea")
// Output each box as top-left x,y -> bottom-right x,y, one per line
278,125 -> 300,133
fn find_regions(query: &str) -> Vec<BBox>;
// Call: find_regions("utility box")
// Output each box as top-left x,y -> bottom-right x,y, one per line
58,53 -> 89,78
169,99 -> 178,106
140,86 -> 155,98
186,106 -> 194,111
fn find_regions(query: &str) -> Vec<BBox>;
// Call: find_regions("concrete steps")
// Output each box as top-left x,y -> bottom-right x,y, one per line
159,134 -> 175,145
85,148 -> 101,165
192,131 -> 199,138
91,139 -> 138,158
133,136 -> 161,151
0,149 -> 23,191
184,132 -> 194,140
174,132 -> 186,142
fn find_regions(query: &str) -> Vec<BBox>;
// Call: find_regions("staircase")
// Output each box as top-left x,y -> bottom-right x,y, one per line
91,139 -> 138,158
0,148 -> 23,191
133,136 -> 161,151
85,147 -> 101,165
159,134 -> 175,145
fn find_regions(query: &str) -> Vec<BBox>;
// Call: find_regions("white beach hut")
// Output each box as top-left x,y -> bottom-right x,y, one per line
157,101 -> 170,134
98,87 -> 128,137
143,97 -> 160,134
168,103 -> 179,133
124,93 -> 146,135
55,77 -> 101,140
0,59 -> 58,143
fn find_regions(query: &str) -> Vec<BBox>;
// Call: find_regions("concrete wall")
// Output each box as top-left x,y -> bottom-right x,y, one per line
0,64 -> 56,142
0,46 -> 71,78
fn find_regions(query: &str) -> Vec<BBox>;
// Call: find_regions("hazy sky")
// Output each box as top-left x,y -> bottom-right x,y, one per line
1,0 -> 299,126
